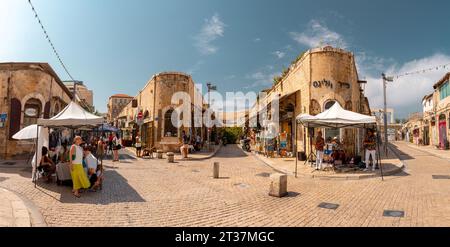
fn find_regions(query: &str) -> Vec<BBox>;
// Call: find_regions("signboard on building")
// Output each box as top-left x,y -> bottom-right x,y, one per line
0,113 -> 7,128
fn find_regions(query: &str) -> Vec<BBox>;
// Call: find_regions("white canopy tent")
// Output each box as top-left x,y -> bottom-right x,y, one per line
296,102 -> 376,128
37,101 -> 104,128
33,101 -> 104,187
294,102 -> 382,179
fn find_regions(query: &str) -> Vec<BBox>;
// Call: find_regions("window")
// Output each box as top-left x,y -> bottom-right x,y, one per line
164,109 -> 178,137
440,81 -> 450,100
23,98 -> 41,127
324,100 -> 339,141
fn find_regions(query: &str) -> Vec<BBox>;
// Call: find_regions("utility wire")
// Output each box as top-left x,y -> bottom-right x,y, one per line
27,0 -> 76,82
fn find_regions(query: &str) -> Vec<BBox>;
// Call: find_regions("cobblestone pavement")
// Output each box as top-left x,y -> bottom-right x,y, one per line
0,142 -> 449,226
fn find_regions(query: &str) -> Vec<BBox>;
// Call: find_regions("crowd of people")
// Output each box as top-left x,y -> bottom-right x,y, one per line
314,129 -> 379,172
37,132 -> 123,198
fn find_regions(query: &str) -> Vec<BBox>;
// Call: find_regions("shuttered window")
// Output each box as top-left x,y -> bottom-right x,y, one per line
9,98 -> 21,139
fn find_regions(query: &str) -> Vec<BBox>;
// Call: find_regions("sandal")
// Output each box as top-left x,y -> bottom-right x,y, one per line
73,192 -> 81,198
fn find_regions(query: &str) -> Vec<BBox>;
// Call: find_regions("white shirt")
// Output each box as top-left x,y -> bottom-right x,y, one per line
85,153 -> 98,171
72,145 -> 83,164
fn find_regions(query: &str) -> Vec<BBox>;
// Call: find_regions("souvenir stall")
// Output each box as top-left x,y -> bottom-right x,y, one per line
34,101 -> 104,187
295,102 -> 383,179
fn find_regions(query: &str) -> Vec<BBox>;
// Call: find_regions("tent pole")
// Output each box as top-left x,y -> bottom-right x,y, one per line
34,125 -> 39,188
294,120 -> 298,178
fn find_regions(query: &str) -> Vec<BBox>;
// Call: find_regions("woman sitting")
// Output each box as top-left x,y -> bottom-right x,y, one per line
83,146 -> 101,191
39,147 -> 56,183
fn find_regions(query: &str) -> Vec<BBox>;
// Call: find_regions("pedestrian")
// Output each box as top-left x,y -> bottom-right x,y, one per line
135,134 -> 142,157
96,137 -> 104,162
83,146 -> 101,191
180,130 -> 189,158
363,129 -> 377,171
108,133 -> 114,155
69,136 -> 90,198
112,132 -> 121,162
314,130 -> 325,170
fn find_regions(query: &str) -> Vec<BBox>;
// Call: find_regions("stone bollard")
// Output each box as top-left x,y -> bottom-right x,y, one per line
157,150 -> 163,159
269,173 -> 288,197
213,162 -> 220,179
167,152 -> 174,163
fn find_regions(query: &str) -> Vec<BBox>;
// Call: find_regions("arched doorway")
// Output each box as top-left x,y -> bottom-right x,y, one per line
164,108 -> 178,137
439,114 -> 447,148
323,100 -> 339,141
23,98 -> 41,127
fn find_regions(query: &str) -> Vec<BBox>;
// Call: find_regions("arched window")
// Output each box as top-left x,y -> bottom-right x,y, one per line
23,98 -> 41,127
53,103 -> 60,117
324,100 -> 336,110
324,100 -> 339,140
164,109 -> 178,137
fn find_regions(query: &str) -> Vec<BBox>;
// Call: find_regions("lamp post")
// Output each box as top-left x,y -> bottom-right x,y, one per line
382,73 -> 394,153
206,83 -> 217,151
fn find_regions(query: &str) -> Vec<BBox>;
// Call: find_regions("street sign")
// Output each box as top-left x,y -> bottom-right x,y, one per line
0,113 -> 8,121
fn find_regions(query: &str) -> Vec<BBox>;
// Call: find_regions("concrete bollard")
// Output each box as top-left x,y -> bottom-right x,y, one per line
213,162 -> 220,179
269,173 -> 288,197
157,150 -> 163,159
167,152 -> 174,163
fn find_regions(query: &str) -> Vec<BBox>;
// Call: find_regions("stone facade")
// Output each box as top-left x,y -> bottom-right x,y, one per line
246,46 -> 371,157
107,94 -> 133,123
0,63 -> 72,159
64,81 -> 94,111
116,72 -> 205,152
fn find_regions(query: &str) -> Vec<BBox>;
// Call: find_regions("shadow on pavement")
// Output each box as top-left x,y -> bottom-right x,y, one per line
36,170 -> 146,205
388,143 -> 415,160
213,145 -> 249,158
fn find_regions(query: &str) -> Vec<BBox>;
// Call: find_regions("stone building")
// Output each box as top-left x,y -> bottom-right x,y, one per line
107,94 -> 133,123
430,72 -> 450,148
0,62 -> 72,159
64,80 -> 94,112
245,46 -> 371,157
116,72 -> 205,152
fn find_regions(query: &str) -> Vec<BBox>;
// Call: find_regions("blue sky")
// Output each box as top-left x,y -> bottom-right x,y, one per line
1,0 -> 450,118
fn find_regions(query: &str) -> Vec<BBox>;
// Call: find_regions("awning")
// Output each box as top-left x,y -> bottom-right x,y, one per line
296,102 -> 376,128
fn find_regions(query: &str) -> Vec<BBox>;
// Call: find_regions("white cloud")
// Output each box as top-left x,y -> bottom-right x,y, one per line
363,53 -> 450,116
290,19 -> 347,49
254,38 -> 261,42
245,69 -> 279,89
272,51 -> 285,59
194,13 -> 225,55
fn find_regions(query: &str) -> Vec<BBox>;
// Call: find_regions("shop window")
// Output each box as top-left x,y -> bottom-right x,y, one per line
43,101 -> 51,119
23,98 -> 41,128
164,109 -> 178,137
439,81 -> 450,100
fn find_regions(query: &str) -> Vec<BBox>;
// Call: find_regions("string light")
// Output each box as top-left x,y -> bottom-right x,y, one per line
393,62 -> 450,79
27,0 -> 75,82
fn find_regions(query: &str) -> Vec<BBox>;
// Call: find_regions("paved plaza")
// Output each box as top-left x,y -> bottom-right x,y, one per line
1,142 -> 450,227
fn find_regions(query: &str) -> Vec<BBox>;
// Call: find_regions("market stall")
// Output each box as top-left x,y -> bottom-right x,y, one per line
295,102 -> 382,179
34,101 -> 104,187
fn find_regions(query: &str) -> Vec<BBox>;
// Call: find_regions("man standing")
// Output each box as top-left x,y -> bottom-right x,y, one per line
363,129 -> 377,171
314,130 -> 325,170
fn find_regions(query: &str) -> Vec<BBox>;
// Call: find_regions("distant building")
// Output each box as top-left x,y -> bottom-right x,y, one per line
0,62 -> 72,159
371,108 -> 395,124
107,94 -> 133,124
116,72 -> 207,152
64,80 -> 94,112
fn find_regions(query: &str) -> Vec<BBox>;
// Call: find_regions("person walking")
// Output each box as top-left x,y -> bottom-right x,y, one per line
112,132 -> 121,162
180,130 -> 189,158
69,136 -> 90,198
314,130 -> 325,170
135,134 -> 142,157
96,137 -> 104,164
363,129 -> 377,171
